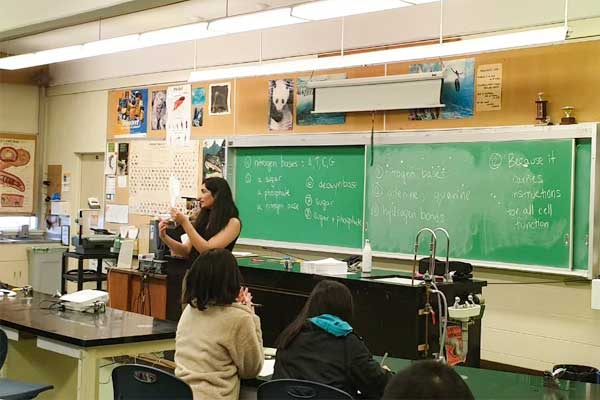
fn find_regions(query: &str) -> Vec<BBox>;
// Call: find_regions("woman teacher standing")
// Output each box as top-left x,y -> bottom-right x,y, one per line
159,177 -> 241,260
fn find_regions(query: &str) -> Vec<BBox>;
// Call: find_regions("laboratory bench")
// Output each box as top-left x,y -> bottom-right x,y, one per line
114,255 -> 486,367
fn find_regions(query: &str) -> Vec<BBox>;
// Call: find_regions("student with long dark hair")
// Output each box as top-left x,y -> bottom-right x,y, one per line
175,249 -> 263,399
273,280 -> 392,399
159,177 -> 241,260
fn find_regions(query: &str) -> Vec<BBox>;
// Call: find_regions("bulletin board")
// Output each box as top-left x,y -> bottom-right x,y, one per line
104,40 -> 600,255
0,133 -> 36,215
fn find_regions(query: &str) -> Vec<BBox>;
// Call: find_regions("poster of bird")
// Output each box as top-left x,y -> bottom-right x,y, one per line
166,84 -> 191,145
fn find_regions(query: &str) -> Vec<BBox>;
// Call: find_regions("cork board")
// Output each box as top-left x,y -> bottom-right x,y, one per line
47,164 -> 62,198
104,40 -> 600,239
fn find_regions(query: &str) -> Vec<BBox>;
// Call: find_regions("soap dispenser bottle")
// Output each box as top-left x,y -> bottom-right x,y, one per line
362,239 -> 372,273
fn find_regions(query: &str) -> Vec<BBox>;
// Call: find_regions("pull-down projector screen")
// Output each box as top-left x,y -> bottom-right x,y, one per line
307,71 -> 445,113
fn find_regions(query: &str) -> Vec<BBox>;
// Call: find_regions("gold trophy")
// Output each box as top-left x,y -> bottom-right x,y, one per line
560,106 -> 577,125
535,92 -> 551,125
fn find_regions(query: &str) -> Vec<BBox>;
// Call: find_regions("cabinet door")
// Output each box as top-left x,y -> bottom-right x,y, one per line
131,275 -> 167,319
107,269 -> 131,311
0,261 -> 21,287
14,261 -> 28,287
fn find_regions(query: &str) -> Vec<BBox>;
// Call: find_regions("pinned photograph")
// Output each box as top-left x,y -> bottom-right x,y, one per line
209,83 -> 231,115
268,79 -> 294,131
297,74 -> 346,126
409,58 -> 475,120
117,143 -> 129,176
192,87 -> 205,127
151,89 -> 167,130
202,139 -> 226,180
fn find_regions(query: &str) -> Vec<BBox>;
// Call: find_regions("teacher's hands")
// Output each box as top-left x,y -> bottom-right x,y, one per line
158,220 -> 169,240
170,208 -> 188,225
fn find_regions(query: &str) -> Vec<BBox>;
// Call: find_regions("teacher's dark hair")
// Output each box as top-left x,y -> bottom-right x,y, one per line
382,360 -> 474,400
276,280 -> 354,349
182,248 -> 241,310
195,177 -> 240,238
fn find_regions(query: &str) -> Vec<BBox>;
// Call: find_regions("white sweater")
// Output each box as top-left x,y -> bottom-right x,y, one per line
175,303 -> 264,400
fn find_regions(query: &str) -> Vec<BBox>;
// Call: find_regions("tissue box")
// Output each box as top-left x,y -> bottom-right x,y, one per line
301,258 -> 348,275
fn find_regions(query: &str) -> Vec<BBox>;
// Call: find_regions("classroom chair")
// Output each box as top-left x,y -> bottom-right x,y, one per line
257,379 -> 354,400
0,329 -> 54,400
112,364 -> 193,400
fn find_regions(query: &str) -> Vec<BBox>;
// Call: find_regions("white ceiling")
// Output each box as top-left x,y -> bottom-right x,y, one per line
0,0 -> 134,32
0,0 -> 310,53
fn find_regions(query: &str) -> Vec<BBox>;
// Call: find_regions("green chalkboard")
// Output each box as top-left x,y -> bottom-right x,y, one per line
366,140 -> 574,268
235,146 -> 364,248
573,140 -> 591,270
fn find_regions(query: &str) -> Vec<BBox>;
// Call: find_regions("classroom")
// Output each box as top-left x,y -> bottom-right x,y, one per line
0,0 -> 599,399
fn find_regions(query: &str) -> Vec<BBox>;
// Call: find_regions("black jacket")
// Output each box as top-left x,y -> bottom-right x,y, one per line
273,322 -> 392,399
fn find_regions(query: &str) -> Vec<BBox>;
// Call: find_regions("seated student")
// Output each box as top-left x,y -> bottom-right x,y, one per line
382,360 -> 474,400
175,249 -> 264,400
273,280 -> 392,399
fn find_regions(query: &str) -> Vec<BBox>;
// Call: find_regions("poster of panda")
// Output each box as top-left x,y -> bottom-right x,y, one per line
268,79 -> 294,131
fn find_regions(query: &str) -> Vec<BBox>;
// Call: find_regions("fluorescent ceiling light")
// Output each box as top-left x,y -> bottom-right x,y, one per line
292,0 -> 411,20
209,8 -> 304,34
189,26 -> 567,82
35,45 -> 83,64
139,22 -> 222,47
0,53 -> 38,70
81,34 -> 141,57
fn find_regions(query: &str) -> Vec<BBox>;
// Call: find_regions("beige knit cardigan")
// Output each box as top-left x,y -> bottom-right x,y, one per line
175,303 -> 264,399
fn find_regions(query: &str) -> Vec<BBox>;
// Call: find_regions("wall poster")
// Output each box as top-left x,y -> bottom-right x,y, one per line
408,58 -> 475,120
209,83 -> 231,115
166,84 -> 192,145
296,74 -> 346,126
202,138 -> 226,180
192,87 -> 206,127
268,79 -> 294,131
0,134 -> 36,214
110,88 -> 148,136
129,140 -> 200,216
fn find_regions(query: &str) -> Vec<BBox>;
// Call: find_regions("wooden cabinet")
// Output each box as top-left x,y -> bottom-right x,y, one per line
107,263 -> 188,321
107,268 -> 170,320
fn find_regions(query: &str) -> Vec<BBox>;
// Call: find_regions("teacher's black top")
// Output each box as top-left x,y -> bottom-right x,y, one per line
160,216 -> 239,264
187,217 -> 239,264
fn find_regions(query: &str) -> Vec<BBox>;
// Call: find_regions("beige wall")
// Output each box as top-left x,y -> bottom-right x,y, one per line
41,45 -> 600,372
0,83 -> 38,134
46,90 -> 107,216
478,269 -> 599,371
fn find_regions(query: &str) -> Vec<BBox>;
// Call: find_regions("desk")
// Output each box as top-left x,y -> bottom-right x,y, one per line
164,256 -> 486,366
0,292 -> 177,400
106,264 -> 188,321
239,257 -> 486,365
249,356 -> 600,399
61,252 -> 116,293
